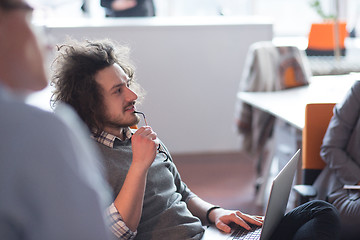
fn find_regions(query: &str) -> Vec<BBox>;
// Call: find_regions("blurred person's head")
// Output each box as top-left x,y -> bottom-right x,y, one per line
0,0 -> 47,93
51,39 -> 144,135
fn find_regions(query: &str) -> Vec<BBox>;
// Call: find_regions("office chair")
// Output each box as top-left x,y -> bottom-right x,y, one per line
293,103 -> 335,205
236,41 -> 312,206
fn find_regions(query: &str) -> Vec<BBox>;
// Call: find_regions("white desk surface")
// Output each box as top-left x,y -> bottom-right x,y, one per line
237,74 -> 359,130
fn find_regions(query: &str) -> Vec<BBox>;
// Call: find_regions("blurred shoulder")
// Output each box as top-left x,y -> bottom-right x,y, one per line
351,80 -> 360,93
0,93 -> 67,135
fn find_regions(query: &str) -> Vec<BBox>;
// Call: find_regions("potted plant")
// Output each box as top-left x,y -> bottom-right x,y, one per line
306,0 -> 348,56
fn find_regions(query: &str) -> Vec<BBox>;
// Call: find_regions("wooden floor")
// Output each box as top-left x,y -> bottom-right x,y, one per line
172,151 -> 265,216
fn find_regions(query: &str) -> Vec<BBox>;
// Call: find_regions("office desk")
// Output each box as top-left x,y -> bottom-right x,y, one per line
237,74 -> 359,207
237,74 -> 359,130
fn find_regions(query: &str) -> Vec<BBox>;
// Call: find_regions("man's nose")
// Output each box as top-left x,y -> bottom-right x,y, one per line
125,87 -> 138,101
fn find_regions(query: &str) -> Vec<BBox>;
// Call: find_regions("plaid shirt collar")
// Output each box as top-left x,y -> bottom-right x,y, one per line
92,128 -> 132,148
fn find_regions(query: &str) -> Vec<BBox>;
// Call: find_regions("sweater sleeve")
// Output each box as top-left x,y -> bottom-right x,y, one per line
159,142 -> 197,202
320,81 -> 360,185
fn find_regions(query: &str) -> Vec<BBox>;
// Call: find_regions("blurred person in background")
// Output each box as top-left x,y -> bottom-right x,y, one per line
0,0 -> 114,239
315,81 -> 360,240
101,0 -> 155,17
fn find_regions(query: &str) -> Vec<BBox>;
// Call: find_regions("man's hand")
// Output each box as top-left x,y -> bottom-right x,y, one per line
114,126 -> 158,231
111,0 -> 137,11
210,208 -> 264,233
131,126 -> 158,170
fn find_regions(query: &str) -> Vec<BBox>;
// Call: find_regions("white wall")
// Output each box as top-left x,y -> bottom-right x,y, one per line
41,16 -> 272,154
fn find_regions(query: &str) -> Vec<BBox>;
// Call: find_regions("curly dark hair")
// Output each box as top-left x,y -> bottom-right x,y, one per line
51,38 -> 143,134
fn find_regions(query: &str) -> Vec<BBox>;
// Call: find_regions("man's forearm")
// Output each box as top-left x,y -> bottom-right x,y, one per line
186,196 -> 220,225
114,163 -> 148,232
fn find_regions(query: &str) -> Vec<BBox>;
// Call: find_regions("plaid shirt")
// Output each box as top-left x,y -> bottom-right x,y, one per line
93,128 -> 136,240
92,128 -> 133,148
106,203 -> 136,239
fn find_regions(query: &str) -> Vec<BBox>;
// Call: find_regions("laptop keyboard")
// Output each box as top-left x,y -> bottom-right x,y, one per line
230,226 -> 262,240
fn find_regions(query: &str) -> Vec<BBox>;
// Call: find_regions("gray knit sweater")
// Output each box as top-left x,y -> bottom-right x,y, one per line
95,139 -> 204,239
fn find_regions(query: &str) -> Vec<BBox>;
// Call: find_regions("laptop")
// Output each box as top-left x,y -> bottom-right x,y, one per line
202,149 -> 301,240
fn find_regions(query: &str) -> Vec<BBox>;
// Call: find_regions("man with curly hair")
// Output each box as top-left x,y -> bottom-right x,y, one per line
51,38 -> 341,240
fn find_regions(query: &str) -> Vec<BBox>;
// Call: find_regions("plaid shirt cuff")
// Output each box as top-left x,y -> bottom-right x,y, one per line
106,203 -> 137,239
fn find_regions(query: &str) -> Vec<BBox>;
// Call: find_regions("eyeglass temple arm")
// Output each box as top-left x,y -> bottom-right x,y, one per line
134,111 -> 148,126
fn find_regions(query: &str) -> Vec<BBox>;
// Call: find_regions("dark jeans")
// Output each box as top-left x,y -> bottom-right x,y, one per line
328,188 -> 360,240
270,200 -> 340,240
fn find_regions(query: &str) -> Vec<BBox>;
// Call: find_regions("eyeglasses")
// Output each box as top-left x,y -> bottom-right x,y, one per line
134,111 -> 172,162
157,142 -> 172,162
134,111 -> 148,126
1,1 -> 34,12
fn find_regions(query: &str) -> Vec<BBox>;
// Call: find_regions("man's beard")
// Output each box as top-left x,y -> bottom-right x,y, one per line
104,113 -> 140,129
